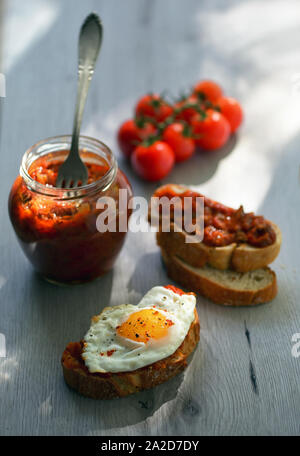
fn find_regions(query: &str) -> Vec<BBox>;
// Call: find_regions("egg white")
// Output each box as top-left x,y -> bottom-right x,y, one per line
82,286 -> 196,373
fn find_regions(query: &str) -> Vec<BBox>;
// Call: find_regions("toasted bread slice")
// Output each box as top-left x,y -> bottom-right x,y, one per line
157,227 -> 236,270
161,249 -> 277,306
157,222 -> 281,272
150,184 -> 281,272
62,309 -> 200,399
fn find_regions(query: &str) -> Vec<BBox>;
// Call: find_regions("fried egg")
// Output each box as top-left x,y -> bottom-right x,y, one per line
82,286 -> 196,373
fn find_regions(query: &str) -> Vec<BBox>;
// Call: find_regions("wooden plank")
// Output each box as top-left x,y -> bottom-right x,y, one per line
0,0 -> 299,436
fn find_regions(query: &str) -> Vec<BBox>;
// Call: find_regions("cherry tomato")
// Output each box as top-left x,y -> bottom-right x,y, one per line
117,119 -> 156,158
193,80 -> 223,103
135,94 -> 173,122
131,140 -> 175,181
216,96 -> 243,133
162,122 -> 195,163
192,109 -> 230,151
174,95 -> 203,123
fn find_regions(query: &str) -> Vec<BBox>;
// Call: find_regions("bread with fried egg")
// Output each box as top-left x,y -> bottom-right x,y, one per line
61,286 -> 200,399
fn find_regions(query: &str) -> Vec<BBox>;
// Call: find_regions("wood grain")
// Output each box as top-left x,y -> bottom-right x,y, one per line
0,0 -> 299,436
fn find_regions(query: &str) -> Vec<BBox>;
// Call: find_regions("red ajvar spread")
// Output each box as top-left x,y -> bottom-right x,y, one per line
164,285 -> 195,296
153,185 -> 276,248
9,151 -> 132,283
29,157 -> 108,186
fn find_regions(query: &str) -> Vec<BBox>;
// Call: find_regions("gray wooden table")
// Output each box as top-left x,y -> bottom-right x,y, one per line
0,0 -> 299,436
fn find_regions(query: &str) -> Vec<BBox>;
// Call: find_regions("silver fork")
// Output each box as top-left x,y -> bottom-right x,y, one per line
56,13 -> 103,188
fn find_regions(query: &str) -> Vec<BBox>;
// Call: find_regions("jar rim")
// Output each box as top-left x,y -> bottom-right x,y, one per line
20,135 -> 118,199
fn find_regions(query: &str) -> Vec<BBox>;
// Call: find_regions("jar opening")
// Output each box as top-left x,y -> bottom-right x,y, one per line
20,135 -> 118,199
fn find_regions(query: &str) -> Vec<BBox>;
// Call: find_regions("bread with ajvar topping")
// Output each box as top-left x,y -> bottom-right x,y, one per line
61,309 -> 199,399
156,222 -> 281,273
161,249 -> 277,307
150,184 -> 281,273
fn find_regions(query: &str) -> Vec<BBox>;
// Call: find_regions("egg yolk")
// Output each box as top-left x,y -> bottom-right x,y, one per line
116,309 -> 174,343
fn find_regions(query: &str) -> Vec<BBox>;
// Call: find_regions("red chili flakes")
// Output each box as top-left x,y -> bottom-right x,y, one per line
100,349 -> 116,357
166,319 -> 174,327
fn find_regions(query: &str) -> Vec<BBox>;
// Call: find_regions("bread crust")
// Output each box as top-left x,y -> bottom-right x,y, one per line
161,249 -> 277,306
62,310 -> 200,399
157,228 -> 236,270
156,222 -> 281,273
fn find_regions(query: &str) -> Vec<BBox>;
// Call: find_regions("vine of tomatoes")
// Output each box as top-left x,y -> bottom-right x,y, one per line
117,80 -> 243,182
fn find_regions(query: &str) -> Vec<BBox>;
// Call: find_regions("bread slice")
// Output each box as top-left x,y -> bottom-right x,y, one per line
150,184 -> 281,272
157,223 -> 281,273
157,227 -> 236,270
161,249 -> 277,306
62,309 -> 200,399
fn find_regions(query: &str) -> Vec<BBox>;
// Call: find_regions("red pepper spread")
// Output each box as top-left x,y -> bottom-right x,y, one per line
153,185 -> 276,248
164,285 -> 195,296
8,151 -> 132,282
29,157 -> 109,186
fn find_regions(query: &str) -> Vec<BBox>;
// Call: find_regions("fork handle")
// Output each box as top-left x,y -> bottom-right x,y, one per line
70,14 -> 103,159
70,68 -> 93,158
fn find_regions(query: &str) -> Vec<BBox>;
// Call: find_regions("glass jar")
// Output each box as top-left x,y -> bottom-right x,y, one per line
8,135 -> 133,284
